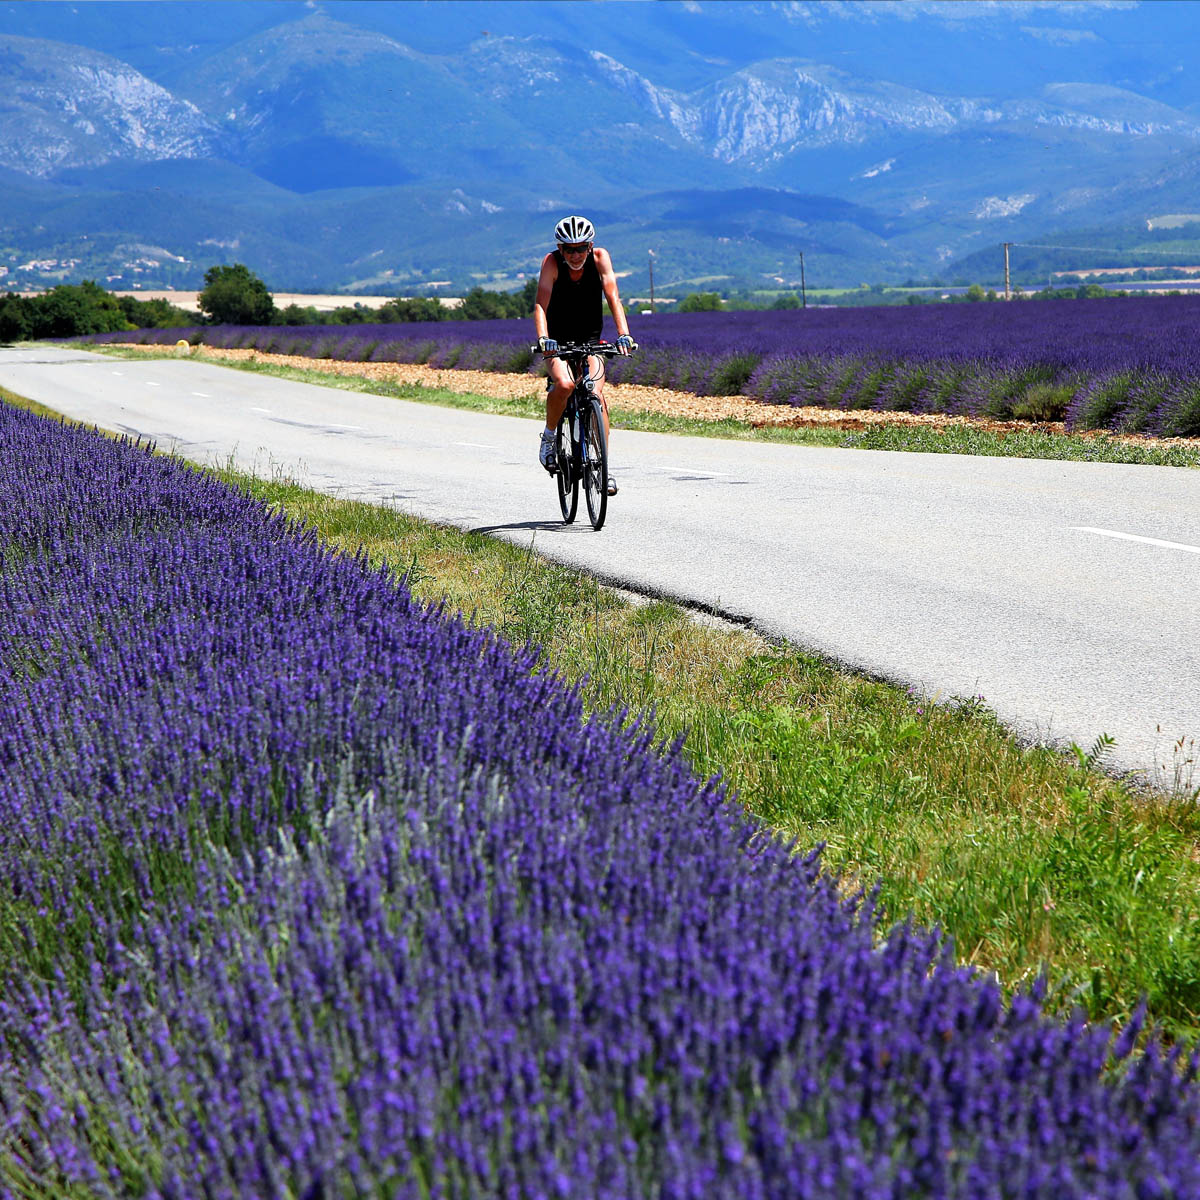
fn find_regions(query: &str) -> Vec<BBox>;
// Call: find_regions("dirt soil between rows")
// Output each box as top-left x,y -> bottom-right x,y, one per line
133,344 -> 1197,449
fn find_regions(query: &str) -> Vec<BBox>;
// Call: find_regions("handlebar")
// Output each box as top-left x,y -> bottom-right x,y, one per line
531,340 -> 638,357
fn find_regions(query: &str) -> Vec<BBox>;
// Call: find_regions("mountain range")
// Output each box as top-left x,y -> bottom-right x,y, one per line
2,0 -> 1200,296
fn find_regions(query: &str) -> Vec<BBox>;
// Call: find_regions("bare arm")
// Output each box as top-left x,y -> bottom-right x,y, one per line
593,247 -> 631,340
533,253 -> 557,341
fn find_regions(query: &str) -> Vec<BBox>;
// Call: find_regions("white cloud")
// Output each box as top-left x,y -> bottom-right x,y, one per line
1021,25 -> 1100,45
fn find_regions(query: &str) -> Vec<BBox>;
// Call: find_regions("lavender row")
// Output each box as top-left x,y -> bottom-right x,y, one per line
8,759 -> 1200,1199
88,295 -> 1200,437
91,320 -> 540,376
0,406 -> 573,944
1,403 -> 1198,1195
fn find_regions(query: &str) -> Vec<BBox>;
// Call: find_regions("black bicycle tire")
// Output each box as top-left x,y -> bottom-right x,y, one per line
583,395 -> 608,530
556,404 -> 579,523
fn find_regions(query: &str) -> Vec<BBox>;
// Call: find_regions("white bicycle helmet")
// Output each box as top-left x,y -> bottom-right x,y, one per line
554,214 -> 595,244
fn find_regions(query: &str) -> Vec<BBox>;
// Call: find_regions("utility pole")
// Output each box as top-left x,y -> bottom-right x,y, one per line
648,249 -> 655,314
1003,242 -> 1012,301
799,251 -> 807,309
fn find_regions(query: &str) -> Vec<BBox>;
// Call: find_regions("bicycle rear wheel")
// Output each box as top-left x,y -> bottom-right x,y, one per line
555,405 -> 579,523
583,396 -> 608,530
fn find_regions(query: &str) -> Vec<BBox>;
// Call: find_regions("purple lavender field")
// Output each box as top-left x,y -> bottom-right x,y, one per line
1,406 -> 1199,1196
93,294 -> 1200,438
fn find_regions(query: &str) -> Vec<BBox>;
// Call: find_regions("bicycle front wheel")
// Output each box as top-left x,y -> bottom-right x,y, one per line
583,396 -> 608,530
556,406 -> 579,524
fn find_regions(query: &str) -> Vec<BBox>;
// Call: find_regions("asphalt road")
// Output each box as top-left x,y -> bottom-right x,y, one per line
3,344 -> 1198,789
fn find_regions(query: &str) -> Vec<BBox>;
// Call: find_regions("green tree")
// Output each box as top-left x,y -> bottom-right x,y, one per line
378,296 -> 448,323
965,283 -> 987,302
28,282 -> 127,338
327,305 -> 372,325
118,295 -> 194,329
452,284 -> 536,321
677,291 -> 722,312
0,294 -> 32,343
277,303 -> 322,326
771,293 -> 802,310
199,263 -> 275,326
453,287 -> 510,321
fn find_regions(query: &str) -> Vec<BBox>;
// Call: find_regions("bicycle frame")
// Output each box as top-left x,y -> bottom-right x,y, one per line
535,341 -> 623,529
561,350 -> 602,467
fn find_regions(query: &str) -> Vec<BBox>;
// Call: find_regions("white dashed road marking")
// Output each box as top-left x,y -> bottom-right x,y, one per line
1071,526 -> 1200,555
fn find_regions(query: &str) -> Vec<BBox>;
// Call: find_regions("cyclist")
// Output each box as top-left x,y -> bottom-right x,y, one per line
533,214 -> 634,495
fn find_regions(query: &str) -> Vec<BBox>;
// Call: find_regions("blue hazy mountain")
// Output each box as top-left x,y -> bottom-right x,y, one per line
1,0 -> 1199,293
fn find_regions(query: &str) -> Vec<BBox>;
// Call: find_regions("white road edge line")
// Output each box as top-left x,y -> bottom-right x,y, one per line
1071,526 -> 1200,556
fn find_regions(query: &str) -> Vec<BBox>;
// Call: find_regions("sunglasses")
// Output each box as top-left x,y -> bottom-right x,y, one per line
560,243 -> 591,256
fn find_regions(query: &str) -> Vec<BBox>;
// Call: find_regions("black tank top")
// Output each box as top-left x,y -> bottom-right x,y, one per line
547,249 -> 603,342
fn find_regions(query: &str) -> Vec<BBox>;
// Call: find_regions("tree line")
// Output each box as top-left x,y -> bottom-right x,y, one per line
5,266 -> 1155,345
0,265 -> 541,343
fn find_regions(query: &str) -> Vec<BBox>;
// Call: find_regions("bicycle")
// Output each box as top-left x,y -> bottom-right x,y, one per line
534,340 -> 634,531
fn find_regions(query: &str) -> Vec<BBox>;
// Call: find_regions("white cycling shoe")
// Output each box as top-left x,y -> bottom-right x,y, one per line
539,429 -> 557,472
